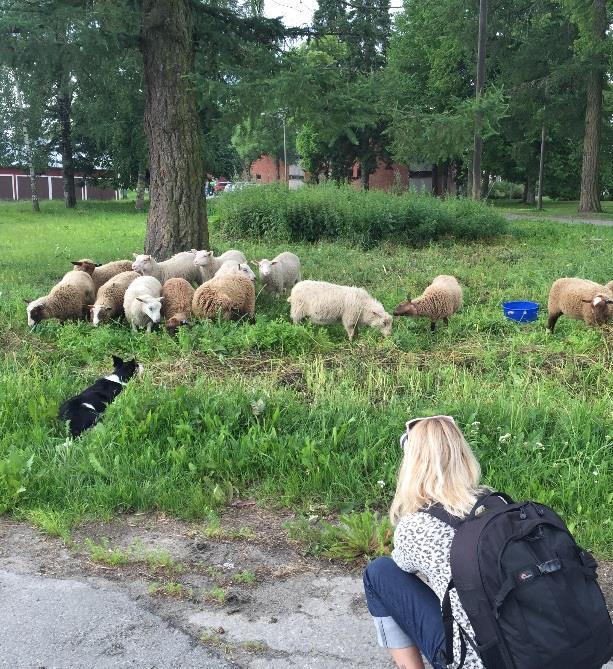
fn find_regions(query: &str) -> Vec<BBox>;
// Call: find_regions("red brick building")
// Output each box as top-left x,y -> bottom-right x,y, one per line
249,155 -> 456,194
0,167 -> 119,201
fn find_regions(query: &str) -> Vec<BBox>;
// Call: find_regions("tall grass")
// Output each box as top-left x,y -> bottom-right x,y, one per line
0,200 -> 611,555
214,184 -> 507,247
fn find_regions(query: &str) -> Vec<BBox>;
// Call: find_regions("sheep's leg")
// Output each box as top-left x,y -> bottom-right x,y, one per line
443,317 -> 449,327
547,312 -> 561,332
344,324 -> 356,340
131,323 -> 138,332
430,321 -> 436,332
146,322 -> 152,333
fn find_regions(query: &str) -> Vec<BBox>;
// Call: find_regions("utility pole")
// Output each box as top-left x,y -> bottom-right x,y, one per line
472,0 -> 487,200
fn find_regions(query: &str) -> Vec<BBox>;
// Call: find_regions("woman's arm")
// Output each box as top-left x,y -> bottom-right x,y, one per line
391,515 -> 421,574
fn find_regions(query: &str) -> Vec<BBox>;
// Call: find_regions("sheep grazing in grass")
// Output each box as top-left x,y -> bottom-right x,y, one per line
90,271 -> 139,326
393,275 -> 463,332
288,280 -> 392,341
192,273 -> 255,322
547,278 -> 613,332
26,270 -> 95,327
71,258 -> 134,292
132,251 -> 201,285
162,278 -> 195,334
253,252 -> 301,296
192,249 -> 247,282
123,275 -> 164,332
215,260 -> 256,282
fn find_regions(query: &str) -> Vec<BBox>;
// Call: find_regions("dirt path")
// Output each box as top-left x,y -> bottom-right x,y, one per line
504,212 -> 613,226
0,509 -> 611,669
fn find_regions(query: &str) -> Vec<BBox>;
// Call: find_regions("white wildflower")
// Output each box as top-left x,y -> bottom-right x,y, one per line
377,480 -> 385,488
499,433 -> 511,443
223,562 -> 235,570
471,421 -> 481,428
251,398 -> 266,416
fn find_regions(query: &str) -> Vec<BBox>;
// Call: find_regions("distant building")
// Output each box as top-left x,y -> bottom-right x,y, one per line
0,167 -> 119,201
249,154 -> 456,194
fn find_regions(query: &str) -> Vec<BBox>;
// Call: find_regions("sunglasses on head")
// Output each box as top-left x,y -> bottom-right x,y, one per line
399,415 -> 456,449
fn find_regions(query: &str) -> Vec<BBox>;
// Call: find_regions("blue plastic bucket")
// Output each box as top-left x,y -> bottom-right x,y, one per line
502,300 -> 539,323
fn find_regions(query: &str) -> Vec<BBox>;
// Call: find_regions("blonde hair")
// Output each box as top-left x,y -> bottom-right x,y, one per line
390,417 -> 482,525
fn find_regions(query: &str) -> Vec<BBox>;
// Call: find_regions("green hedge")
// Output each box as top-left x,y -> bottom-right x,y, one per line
214,184 -> 507,247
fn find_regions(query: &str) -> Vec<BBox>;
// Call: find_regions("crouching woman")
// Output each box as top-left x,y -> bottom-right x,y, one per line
363,416 -> 485,669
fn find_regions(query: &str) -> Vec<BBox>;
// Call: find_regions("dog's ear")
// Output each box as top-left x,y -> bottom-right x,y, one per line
112,354 -> 123,367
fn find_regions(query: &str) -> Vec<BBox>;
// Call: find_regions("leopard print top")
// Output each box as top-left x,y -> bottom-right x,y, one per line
392,512 -> 484,669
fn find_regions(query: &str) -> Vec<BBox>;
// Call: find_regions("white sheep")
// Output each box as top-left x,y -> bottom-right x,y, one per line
132,251 -> 200,285
393,275 -> 463,332
288,280 -> 392,341
90,271 -> 139,326
192,273 -> 255,321
214,260 -> 256,282
26,270 -> 95,327
192,249 -> 247,282
71,258 -> 134,292
547,278 -> 613,332
162,278 -> 195,334
123,275 -> 164,332
253,252 -> 301,296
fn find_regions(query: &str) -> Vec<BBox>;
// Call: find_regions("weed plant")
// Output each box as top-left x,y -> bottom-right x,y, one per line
0,201 -> 611,555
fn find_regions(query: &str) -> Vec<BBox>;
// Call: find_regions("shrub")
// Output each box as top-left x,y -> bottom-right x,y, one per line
215,184 -> 507,247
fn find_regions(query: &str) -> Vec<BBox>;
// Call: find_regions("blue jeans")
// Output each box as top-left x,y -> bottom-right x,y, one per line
363,556 -> 447,668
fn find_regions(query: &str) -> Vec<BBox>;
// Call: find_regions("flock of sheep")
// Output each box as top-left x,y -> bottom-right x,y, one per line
24,247 -> 613,339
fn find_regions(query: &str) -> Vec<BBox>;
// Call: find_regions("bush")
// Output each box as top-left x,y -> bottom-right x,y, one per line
215,184 -> 507,247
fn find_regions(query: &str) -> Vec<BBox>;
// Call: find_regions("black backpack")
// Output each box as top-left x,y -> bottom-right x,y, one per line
423,491 -> 613,669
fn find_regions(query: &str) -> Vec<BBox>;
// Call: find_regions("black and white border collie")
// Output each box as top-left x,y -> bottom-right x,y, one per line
59,355 -> 143,437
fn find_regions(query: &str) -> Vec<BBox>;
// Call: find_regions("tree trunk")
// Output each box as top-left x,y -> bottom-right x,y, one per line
141,0 -> 208,258
471,0 -> 487,200
275,157 -> 280,181
537,123 -> 545,210
525,179 -> 535,205
29,159 -> 39,213
578,0 -> 606,213
57,90 -> 76,209
466,159 -> 473,198
481,171 -> 489,199
360,165 -> 369,191
24,129 -> 39,213
135,166 -> 146,211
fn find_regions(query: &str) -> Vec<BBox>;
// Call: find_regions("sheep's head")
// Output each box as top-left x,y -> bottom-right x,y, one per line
253,259 -> 277,279
369,309 -> 392,336
90,303 -> 113,327
238,263 -> 256,282
166,313 -> 189,335
71,259 -> 100,275
132,254 -> 153,274
25,299 -> 47,327
136,295 -> 163,323
393,296 -> 417,318
582,293 -> 613,323
193,250 -> 213,267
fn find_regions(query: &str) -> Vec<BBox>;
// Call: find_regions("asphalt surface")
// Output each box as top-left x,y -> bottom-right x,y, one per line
504,212 -> 613,226
0,570 -> 233,669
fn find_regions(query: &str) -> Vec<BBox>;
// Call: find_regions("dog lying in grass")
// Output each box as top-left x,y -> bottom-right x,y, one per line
59,355 -> 143,437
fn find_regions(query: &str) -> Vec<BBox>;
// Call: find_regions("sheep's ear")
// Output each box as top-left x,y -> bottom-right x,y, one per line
158,296 -> 164,301
87,304 -> 95,309
606,299 -> 613,304
406,294 -> 411,301
271,260 -> 278,265
94,263 -> 102,267
581,299 -> 593,303
135,296 -> 146,303
190,248 -> 197,253
71,260 -> 81,266
23,298 -> 32,304
104,306 -> 112,310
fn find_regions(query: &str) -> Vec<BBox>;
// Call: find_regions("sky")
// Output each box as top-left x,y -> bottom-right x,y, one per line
264,0 -> 317,27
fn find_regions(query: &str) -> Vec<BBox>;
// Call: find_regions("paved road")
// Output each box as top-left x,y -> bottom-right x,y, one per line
504,212 -> 613,226
0,570 -> 232,669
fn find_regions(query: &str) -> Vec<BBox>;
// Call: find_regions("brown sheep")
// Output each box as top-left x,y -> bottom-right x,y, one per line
162,278 -> 195,334
393,275 -> 463,332
547,278 -> 613,332
72,258 -> 134,292
192,273 -> 255,322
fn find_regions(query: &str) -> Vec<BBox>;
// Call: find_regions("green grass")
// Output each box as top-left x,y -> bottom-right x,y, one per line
490,199 -> 613,220
1,200 -> 612,556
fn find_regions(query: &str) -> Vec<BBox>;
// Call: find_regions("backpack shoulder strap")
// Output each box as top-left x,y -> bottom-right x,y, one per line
420,503 -> 463,529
